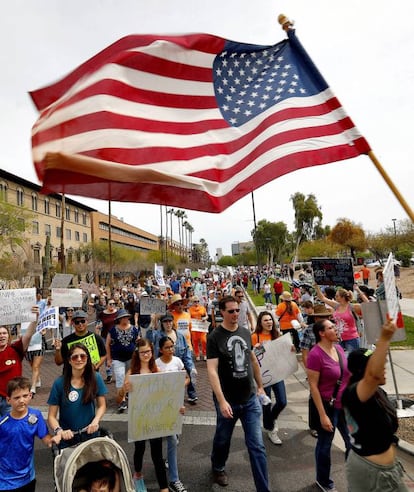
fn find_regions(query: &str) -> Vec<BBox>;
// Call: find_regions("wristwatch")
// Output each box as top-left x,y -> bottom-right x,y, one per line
53,426 -> 63,435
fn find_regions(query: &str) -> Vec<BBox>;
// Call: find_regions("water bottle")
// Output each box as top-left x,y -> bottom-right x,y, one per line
259,394 -> 272,406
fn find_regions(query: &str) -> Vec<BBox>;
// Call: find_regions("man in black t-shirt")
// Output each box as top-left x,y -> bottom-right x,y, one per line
54,310 -> 106,371
206,296 -> 270,491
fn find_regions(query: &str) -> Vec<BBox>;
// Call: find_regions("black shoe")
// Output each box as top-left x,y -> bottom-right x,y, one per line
105,375 -> 113,384
117,401 -> 128,413
212,470 -> 228,487
187,396 -> 198,405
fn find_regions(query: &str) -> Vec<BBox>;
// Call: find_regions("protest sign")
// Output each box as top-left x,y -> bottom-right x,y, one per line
361,301 -> 405,344
67,333 -> 102,365
140,297 -> 167,316
154,263 -> 165,288
0,288 -> 36,325
36,306 -> 60,333
50,274 -> 73,288
312,257 -> 354,290
128,371 -> 185,442
254,334 -> 298,387
190,319 -> 209,333
383,253 -> 401,323
51,288 -> 83,307
79,281 -> 100,296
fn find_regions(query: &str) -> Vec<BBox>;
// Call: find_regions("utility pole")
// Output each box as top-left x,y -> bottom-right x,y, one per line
60,194 -> 66,273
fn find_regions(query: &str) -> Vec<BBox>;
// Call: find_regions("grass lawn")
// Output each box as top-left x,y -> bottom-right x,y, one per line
391,315 -> 414,349
245,279 -> 414,349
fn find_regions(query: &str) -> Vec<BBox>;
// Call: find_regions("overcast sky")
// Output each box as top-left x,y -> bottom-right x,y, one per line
1,0 -> 413,256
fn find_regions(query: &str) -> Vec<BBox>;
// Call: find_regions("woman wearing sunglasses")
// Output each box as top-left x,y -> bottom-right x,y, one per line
47,343 -> 108,448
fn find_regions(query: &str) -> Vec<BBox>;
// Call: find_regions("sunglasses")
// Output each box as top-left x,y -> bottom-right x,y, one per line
67,308 -> 74,312
70,353 -> 87,361
73,319 -> 87,325
226,309 -> 240,314
108,302 -> 115,306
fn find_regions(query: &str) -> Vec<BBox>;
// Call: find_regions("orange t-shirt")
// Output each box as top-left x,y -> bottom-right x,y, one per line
188,305 -> 207,320
251,331 -> 272,346
275,301 -> 300,330
172,311 -> 192,350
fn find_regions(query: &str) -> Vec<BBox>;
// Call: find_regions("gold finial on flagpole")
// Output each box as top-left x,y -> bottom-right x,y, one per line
278,14 -> 294,31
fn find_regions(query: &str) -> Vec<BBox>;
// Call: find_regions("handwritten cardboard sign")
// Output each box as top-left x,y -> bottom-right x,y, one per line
190,319 -> 209,333
0,288 -> 36,325
128,371 -> 185,442
140,297 -> 167,316
254,334 -> 298,387
312,257 -> 354,290
51,288 -> 83,308
50,274 -> 73,288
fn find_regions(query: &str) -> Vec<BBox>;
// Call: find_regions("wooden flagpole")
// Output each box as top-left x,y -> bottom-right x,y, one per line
368,151 -> 414,223
278,14 -> 413,224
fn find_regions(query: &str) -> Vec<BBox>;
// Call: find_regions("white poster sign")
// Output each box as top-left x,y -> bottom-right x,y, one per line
254,334 -> 298,387
128,371 -> 185,442
0,288 -> 36,325
383,253 -> 399,321
191,319 -> 209,333
51,288 -> 83,308
154,263 -> 165,287
50,274 -> 73,288
36,306 -> 60,333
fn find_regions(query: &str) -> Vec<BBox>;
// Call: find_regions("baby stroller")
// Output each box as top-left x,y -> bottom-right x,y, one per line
53,432 -> 135,492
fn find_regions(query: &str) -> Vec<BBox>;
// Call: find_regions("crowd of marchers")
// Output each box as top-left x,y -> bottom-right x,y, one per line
0,263 -> 408,492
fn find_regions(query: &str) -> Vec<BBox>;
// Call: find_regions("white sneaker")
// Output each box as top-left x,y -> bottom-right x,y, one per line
36,379 -> 41,388
267,428 -> 282,445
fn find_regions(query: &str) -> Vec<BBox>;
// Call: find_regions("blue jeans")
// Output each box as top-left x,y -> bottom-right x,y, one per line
340,337 -> 360,355
212,394 -> 270,492
263,381 -> 287,431
167,434 -> 179,483
315,407 -> 351,488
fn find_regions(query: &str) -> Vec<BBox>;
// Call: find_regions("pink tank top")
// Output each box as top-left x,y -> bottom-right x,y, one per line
333,305 -> 359,341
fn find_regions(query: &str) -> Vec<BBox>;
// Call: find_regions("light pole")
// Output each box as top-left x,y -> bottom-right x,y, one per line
392,218 -> 397,240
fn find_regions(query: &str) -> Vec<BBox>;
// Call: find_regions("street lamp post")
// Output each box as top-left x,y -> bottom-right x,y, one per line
392,218 -> 397,239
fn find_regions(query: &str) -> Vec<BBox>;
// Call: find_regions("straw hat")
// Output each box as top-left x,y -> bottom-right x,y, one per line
280,291 -> 293,301
168,293 -> 188,307
313,304 -> 333,317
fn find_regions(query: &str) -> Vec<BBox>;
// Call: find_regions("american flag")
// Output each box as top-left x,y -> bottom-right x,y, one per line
31,29 -> 370,213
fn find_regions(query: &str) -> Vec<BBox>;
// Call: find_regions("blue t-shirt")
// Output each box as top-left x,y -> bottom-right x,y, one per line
0,408 -> 48,490
47,373 -> 107,438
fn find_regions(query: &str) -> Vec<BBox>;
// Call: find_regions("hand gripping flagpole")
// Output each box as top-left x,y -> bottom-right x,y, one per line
278,14 -> 414,224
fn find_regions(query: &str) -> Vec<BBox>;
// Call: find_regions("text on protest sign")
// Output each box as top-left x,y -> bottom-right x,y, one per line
36,306 -> 60,333
311,257 -> 354,290
383,253 -> 400,323
67,333 -> 101,365
128,371 -> 185,442
140,297 -> 167,316
51,288 -> 83,308
254,334 -> 298,387
190,319 -> 209,333
0,288 -> 36,325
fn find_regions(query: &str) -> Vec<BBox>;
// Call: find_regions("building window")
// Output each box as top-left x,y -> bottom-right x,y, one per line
83,233 -> 88,242
56,203 -> 61,217
65,206 -> 70,221
66,229 -> 72,240
44,198 -> 50,215
0,182 -> 7,201
33,249 -> 40,264
56,226 -> 61,238
76,251 -> 81,262
31,193 -> 38,211
32,221 -> 39,234
45,224 -> 51,236
82,213 -> 87,225
74,209 -> 79,223
16,188 -> 24,206
67,249 -> 73,264
75,231 -> 80,241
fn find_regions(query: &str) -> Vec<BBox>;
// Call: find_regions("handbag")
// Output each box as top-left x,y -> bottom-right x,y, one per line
308,347 -> 344,431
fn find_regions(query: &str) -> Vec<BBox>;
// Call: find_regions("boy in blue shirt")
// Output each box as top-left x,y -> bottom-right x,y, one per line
0,377 -> 58,491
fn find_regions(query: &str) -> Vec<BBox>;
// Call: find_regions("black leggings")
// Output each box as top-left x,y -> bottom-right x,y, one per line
134,438 -> 168,488
281,328 -> 301,352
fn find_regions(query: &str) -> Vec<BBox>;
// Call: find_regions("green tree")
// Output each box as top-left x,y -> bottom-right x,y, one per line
252,219 -> 288,265
290,192 -> 323,261
217,255 -> 238,267
329,218 -> 367,261
0,199 -> 32,252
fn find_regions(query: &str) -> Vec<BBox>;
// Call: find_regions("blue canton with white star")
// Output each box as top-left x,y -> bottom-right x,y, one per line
213,34 -> 328,127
